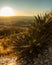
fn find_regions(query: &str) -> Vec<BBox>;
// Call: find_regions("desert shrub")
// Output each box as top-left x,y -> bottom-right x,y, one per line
14,12 -> 52,65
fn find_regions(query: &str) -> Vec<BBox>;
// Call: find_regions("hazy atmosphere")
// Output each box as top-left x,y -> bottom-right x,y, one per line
0,0 -> 52,65
0,0 -> 52,16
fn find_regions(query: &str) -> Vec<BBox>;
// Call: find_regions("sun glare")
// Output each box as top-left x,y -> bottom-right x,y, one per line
0,6 -> 14,16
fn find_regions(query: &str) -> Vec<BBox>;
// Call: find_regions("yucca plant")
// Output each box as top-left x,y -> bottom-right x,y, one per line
15,12 -> 52,65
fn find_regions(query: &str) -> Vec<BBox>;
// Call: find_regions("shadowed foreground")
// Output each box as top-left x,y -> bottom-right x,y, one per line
0,12 -> 52,65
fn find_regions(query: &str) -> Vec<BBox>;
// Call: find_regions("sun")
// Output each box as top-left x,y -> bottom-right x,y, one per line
0,6 -> 14,16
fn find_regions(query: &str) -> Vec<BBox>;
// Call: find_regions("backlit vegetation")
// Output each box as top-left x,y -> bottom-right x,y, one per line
0,11 -> 52,65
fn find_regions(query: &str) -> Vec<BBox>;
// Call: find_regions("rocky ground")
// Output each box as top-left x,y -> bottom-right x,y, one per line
34,47 -> 52,65
0,46 -> 52,65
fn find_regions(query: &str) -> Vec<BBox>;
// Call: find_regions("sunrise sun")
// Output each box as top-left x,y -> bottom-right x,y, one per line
0,6 -> 15,16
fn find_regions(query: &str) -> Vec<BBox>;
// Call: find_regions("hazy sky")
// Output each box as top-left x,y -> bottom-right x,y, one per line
0,0 -> 52,16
